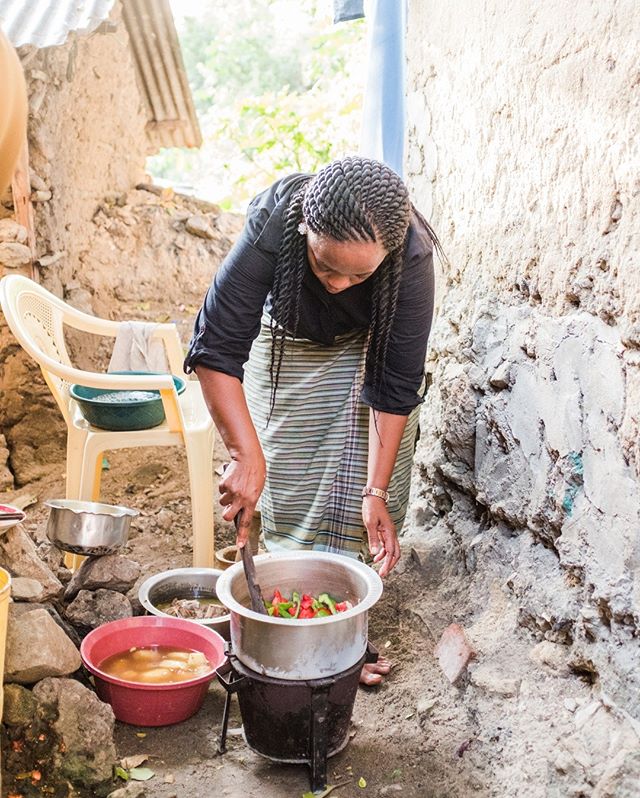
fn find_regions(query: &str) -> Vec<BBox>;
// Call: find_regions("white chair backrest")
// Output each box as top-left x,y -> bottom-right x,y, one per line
1,276 -> 75,421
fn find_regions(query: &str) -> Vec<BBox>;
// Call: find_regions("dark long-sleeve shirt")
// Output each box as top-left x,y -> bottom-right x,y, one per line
185,173 -> 435,415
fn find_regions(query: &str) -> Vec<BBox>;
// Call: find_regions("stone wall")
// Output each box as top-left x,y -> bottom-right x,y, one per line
405,0 -> 640,794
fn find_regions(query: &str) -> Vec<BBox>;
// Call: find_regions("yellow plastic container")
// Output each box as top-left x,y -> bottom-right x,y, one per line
0,567 -> 10,712
0,566 -> 11,795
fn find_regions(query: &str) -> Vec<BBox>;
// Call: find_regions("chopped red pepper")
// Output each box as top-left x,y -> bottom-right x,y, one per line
265,589 -> 352,619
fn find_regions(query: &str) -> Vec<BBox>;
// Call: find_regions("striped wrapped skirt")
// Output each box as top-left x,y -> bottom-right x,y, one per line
244,314 -> 420,559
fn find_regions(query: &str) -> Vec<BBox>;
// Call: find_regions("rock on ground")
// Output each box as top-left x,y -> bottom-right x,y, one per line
4,606 -> 81,683
34,677 -> 116,788
2,683 -> 37,726
64,553 -> 141,600
10,575 -> 45,601
0,525 -> 64,600
434,623 -> 476,684
65,587 -> 133,629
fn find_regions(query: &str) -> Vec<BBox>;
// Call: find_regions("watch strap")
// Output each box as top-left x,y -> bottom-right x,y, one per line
361,486 -> 390,504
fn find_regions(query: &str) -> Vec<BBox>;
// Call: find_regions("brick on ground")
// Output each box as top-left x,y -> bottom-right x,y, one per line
434,622 -> 476,684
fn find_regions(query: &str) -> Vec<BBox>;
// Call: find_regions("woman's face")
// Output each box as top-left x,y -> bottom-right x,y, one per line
306,230 -> 388,294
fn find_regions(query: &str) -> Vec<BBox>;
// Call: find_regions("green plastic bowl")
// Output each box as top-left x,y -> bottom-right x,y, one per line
70,371 -> 186,431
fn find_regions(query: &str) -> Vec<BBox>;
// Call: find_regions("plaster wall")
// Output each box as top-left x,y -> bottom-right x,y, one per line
406,1 -> 640,793
23,2 -> 148,291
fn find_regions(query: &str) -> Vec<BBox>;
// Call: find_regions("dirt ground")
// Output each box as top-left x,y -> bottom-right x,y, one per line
1,431 -> 486,798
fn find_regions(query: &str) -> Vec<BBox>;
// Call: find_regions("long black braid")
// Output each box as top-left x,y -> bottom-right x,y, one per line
268,156 -> 442,418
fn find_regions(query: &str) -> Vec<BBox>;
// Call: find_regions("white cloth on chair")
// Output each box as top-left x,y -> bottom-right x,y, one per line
108,321 -> 169,373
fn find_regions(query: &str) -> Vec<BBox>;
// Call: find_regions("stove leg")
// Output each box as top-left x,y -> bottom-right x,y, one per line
309,686 -> 330,792
218,690 -> 232,755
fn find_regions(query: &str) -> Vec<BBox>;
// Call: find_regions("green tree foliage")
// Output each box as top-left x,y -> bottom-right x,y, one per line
148,0 -> 365,210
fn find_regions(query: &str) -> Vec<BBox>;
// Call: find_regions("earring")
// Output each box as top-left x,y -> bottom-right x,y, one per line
297,221 -> 308,235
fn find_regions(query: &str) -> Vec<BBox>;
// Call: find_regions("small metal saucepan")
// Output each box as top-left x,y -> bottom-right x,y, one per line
45,499 -> 138,556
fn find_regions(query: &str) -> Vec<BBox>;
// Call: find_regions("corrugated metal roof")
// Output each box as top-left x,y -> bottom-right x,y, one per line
0,0 -> 115,48
122,0 -> 202,149
0,0 -> 201,151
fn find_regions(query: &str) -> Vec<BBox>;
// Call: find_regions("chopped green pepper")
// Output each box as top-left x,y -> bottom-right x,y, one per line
292,591 -> 301,619
318,593 -> 338,615
278,602 -> 294,618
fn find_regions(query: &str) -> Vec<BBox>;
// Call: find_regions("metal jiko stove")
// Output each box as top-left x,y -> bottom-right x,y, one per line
217,643 -> 378,792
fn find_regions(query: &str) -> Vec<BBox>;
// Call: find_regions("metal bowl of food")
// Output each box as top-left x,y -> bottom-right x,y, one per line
45,499 -> 138,556
138,568 -> 231,640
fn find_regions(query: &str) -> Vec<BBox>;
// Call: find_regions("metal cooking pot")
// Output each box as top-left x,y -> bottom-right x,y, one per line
138,567 -> 231,640
45,499 -> 138,556
215,551 -> 383,680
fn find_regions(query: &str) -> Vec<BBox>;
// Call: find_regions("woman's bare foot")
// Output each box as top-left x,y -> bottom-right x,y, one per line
359,655 -> 392,686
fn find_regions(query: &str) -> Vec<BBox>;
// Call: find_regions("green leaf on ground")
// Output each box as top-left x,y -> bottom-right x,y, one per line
129,767 -> 155,781
114,766 -> 129,781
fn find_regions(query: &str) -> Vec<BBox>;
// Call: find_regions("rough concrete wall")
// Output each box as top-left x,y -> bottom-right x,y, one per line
406,1 -> 640,794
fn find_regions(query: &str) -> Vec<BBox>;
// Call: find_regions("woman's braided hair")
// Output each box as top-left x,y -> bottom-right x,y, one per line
269,156 -> 419,417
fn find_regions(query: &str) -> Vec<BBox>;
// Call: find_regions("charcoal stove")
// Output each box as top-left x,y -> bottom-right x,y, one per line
214,552 -> 384,791
216,642 -> 378,792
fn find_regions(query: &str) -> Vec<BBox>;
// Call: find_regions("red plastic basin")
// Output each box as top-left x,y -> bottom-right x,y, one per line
80,616 -> 227,726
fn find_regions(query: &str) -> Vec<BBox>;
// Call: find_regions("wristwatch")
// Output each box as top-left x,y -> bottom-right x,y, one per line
361,486 -> 390,504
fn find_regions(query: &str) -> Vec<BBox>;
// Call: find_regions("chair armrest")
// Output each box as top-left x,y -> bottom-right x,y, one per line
151,324 -> 186,375
61,369 -> 176,391
60,305 -> 123,337
67,311 -> 185,377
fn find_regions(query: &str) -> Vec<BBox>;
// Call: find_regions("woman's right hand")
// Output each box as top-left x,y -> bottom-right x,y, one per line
218,452 -> 266,548
194,367 -> 267,550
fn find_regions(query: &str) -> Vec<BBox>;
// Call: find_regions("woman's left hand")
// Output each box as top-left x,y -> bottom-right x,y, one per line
362,497 -> 401,578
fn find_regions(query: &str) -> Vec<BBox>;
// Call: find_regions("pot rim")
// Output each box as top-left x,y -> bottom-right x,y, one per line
215,550 -> 383,625
45,498 -> 139,518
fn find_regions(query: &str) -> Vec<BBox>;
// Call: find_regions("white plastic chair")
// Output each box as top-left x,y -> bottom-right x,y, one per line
0,274 -> 216,571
